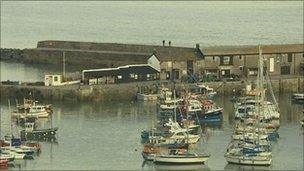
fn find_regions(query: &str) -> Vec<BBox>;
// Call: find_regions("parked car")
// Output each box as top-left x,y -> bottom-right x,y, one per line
221,74 -> 240,82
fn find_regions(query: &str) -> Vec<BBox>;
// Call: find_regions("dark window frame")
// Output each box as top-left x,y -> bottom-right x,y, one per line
288,53 -> 292,62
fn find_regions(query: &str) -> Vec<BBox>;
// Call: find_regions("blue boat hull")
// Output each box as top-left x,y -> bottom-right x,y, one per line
189,110 -> 223,123
267,132 -> 279,141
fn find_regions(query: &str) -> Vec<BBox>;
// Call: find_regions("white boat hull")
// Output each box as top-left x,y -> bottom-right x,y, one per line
13,112 -> 49,118
225,155 -> 272,166
154,155 -> 209,164
142,152 -> 155,161
10,152 -> 25,159
137,93 -> 158,101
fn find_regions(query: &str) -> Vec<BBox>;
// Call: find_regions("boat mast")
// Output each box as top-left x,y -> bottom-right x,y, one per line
8,99 -> 12,137
257,45 -> 264,145
63,51 -> 66,80
265,70 -> 279,112
173,89 -> 177,122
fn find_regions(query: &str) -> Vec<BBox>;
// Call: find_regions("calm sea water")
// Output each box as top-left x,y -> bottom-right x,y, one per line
0,2 -> 303,170
1,1 -> 303,49
0,94 -> 303,170
0,61 -> 80,82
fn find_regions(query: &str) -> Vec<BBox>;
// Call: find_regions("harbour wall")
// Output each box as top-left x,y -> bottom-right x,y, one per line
0,48 -> 150,71
1,77 -> 303,102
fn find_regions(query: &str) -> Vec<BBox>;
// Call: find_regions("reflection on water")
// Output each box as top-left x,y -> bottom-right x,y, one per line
0,93 -> 303,170
142,160 -> 211,171
224,163 -> 272,171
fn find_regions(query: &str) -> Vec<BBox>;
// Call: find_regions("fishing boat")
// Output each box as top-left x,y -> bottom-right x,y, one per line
190,84 -> 217,99
12,99 -> 52,118
184,99 -> 223,122
142,143 -> 188,161
20,123 -> 58,141
200,100 -> 223,121
291,93 -> 304,103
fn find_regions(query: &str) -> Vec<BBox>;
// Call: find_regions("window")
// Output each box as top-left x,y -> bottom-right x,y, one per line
146,74 -> 150,78
239,55 -> 242,60
213,56 -> 215,61
222,56 -> 230,65
166,71 -> 170,80
54,76 -> 58,82
130,73 -> 134,78
167,62 -> 172,68
134,74 -> 138,79
276,55 -> 281,63
269,58 -> 274,72
117,75 -> 122,79
281,66 -> 290,75
248,68 -> 258,76
288,53 -> 292,62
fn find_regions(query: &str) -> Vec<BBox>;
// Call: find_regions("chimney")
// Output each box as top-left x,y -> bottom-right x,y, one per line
196,43 -> 200,50
162,40 -> 165,46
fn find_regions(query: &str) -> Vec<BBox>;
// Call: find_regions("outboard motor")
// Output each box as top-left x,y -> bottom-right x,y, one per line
11,138 -> 22,147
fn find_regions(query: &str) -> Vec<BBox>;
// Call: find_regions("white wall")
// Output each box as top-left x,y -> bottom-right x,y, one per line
147,55 -> 160,72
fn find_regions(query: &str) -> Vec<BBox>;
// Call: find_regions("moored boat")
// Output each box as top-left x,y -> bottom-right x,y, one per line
291,93 -> 304,103
137,93 -> 158,101
186,99 -> 223,122
20,123 -> 58,141
225,154 -> 272,166
154,152 -> 210,164
0,159 -> 9,169
12,99 -> 52,118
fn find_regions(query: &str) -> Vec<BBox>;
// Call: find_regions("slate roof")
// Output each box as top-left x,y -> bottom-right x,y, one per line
202,44 -> 304,56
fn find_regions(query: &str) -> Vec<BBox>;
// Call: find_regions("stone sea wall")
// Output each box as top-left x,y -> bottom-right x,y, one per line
1,77 -> 303,102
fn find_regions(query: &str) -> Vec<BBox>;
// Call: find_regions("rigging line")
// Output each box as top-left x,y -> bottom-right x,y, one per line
265,70 -> 279,112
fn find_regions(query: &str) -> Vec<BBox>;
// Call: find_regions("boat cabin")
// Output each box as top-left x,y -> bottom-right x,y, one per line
24,123 -> 36,132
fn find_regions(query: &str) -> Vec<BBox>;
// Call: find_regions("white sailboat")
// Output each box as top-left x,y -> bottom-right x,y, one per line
154,153 -> 210,164
225,45 -> 273,166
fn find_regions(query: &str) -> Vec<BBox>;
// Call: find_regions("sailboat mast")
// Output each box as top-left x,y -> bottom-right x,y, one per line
8,99 -> 12,136
63,51 -> 66,80
173,89 -> 177,122
259,45 -> 264,103
257,45 -> 264,145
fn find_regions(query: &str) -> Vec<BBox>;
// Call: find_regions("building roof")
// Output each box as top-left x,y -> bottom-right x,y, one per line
37,40 -> 202,62
202,44 -> 304,56
82,64 -> 158,73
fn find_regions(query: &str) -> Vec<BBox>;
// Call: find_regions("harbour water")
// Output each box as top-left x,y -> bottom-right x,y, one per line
0,94 -> 303,170
1,1 -> 303,170
1,1 -> 303,49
